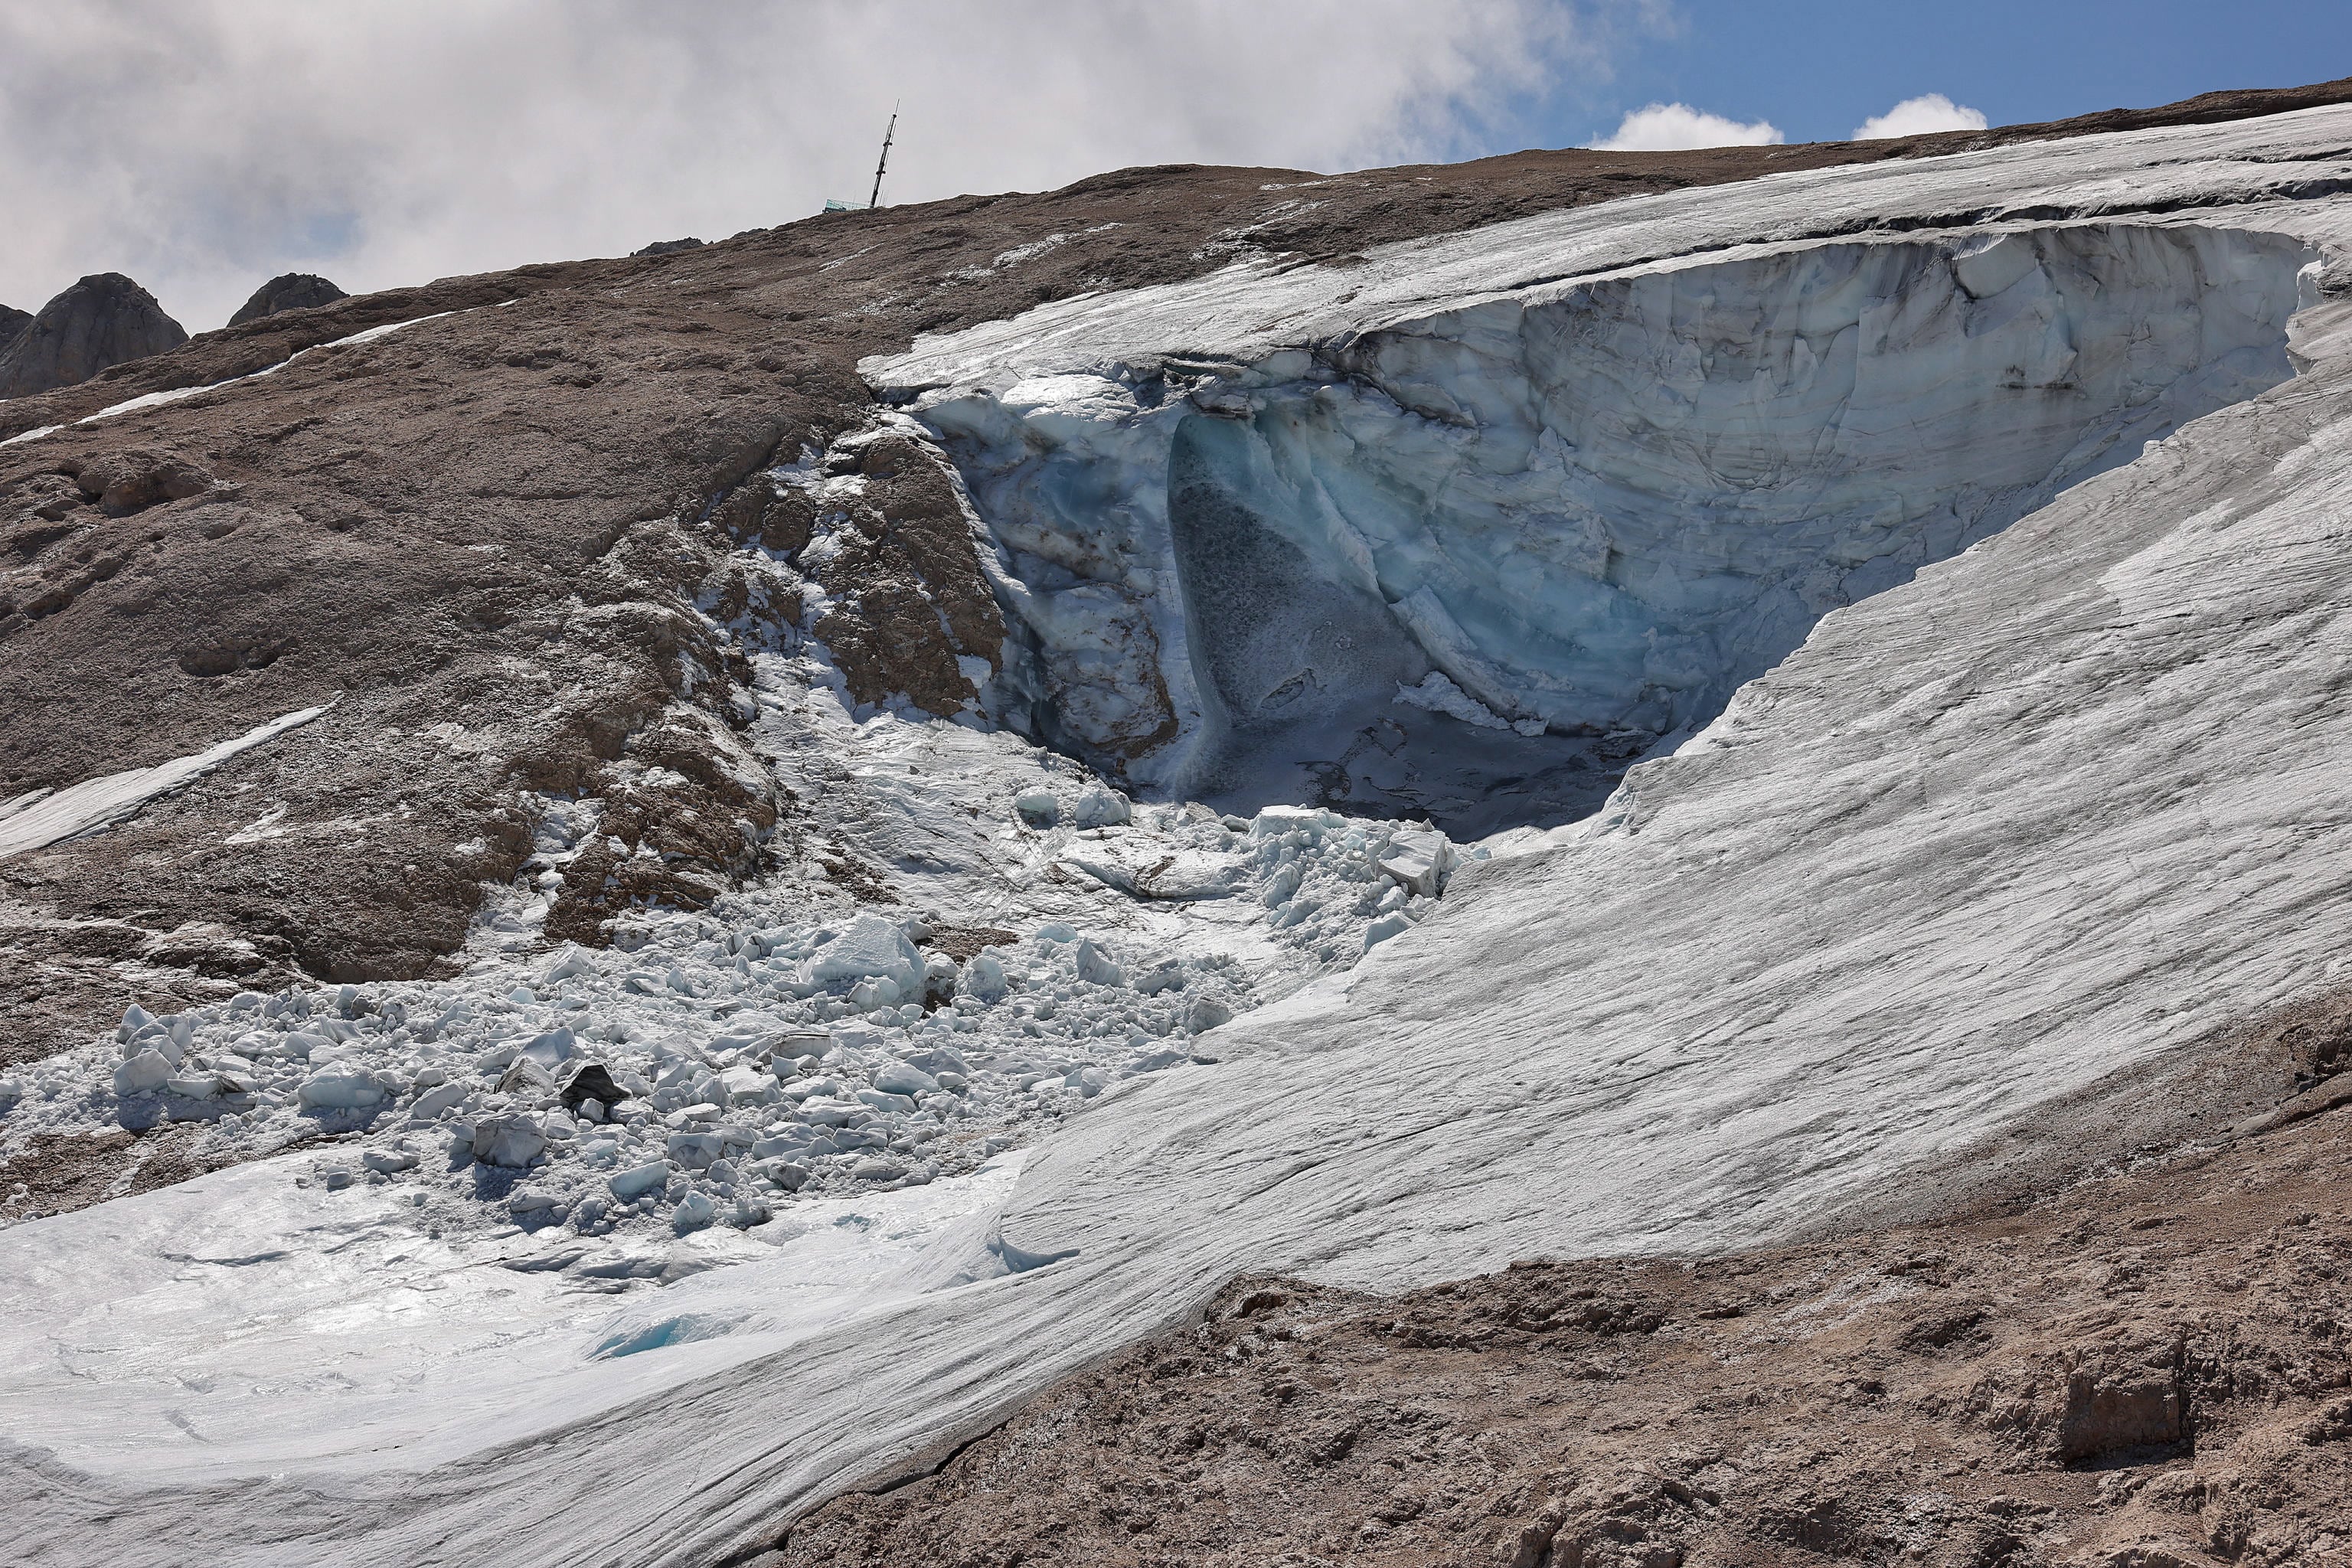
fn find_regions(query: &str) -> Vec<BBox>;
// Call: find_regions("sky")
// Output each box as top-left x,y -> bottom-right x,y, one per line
2,0 -> 2347,333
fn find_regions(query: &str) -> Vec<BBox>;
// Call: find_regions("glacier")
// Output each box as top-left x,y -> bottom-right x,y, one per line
8,103 -> 2352,1568
902,224 -> 2312,831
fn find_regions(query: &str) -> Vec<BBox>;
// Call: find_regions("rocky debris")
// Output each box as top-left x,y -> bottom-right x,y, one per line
0,273 -> 187,397
0,1123 -> 222,1223
225,273 -> 347,327
632,237 -> 705,256
767,1104 -> 2352,1568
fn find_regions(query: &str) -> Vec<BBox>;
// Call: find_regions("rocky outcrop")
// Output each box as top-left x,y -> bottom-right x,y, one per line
0,303 -> 28,351
224,273 -> 346,327
0,273 -> 187,398
632,237 -> 704,256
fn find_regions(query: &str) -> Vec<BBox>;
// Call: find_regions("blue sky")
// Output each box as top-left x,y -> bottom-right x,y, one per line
1547,0 -> 2352,149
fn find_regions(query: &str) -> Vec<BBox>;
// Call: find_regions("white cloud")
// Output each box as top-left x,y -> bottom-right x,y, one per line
1852,93 -> 1989,141
0,1 -> 1643,332
1589,101 -> 1783,152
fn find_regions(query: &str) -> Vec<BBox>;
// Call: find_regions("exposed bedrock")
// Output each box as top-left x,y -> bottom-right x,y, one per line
224,271 -> 347,327
0,273 -> 188,398
916,223 -> 2311,832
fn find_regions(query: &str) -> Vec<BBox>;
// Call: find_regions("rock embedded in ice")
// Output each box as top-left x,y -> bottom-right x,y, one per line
558,1062 -> 625,1112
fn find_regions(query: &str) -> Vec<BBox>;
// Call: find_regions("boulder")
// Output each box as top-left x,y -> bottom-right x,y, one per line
225,273 -> 346,328
0,273 -> 188,397
557,1061 -> 626,1113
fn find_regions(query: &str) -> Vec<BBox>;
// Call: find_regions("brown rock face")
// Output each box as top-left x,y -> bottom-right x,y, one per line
224,272 -> 347,327
766,1106 -> 2352,1568
0,273 -> 188,397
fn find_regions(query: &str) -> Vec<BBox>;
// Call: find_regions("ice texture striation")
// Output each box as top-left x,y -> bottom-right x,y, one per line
914,225 -> 2308,831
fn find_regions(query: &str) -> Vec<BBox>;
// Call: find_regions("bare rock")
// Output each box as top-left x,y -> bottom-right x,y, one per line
632,237 -> 704,257
0,303 -> 28,350
225,273 -> 347,328
0,273 -> 188,397
67,446 -> 214,515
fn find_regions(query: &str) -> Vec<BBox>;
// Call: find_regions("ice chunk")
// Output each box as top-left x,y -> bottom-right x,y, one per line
1363,912 -> 1413,951
608,1160 -> 670,1200
472,1114 -> 547,1168
671,1191 -> 717,1233
961,952 -> 1007,1001
1394,671 -> 1511,730
1073,940 -> 1125,988
808,913 -> 924,995
112,1050 -> 172,1097
409,1083 -> 467,1122
872,1062 -> 938,1096
1014,787 -> 1059,827
1377,828 -> 1453,898
1070,784 -> 1132,828
297,1067 -> 386,1111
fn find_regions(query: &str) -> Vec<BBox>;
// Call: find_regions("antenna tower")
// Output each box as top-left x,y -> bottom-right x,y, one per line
867,104 -> 898,210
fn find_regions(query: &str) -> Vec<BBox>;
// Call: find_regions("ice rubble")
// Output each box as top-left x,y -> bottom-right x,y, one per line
0,677 -> 1462,1250
900,224 -> 2311,833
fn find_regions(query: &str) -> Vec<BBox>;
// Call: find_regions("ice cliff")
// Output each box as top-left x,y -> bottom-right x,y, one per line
900,225 -> 2311,830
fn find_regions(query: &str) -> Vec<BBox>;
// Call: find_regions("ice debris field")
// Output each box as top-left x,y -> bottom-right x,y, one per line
3,769 -> 1461,1243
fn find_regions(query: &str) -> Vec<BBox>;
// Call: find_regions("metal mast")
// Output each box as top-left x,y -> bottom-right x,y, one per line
867,105 -> 898,210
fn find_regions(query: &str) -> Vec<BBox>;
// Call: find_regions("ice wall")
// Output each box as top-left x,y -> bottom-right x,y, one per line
916,224 -> 2311,829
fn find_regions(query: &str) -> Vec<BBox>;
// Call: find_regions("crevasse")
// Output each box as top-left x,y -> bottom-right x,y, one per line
913,223 -> 2312,835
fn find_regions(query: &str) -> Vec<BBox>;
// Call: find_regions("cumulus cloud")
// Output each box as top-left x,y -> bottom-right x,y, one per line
0,0 -> 1638,332
1852,93 -> 1989,140
1589,102 -> 1783,152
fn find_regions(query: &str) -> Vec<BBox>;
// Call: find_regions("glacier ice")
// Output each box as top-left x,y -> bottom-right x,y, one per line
910,224 -> 2310,832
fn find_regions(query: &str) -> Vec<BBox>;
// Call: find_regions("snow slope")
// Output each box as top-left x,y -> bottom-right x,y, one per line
11,105 -> 2352,1566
